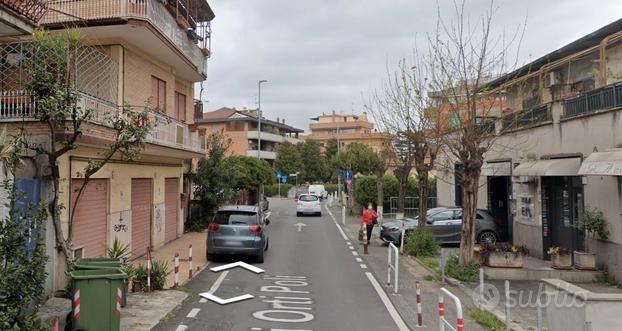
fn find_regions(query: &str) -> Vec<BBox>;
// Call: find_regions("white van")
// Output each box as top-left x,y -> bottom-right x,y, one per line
308,184 -> 327,200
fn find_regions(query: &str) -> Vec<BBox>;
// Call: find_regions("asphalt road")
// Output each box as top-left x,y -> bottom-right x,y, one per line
153,198 -> 408,331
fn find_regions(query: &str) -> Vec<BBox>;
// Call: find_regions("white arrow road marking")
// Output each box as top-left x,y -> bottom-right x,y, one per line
210,261 -> 265,274
295,222 -> 307,232
199,292 -> 254,305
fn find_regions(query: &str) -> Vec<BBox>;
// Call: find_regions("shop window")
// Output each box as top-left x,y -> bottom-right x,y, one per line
151,76 -> 166,111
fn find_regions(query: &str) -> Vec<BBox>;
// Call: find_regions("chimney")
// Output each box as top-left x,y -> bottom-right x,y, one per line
282,119 -> 285,124
276,117 -> 280,123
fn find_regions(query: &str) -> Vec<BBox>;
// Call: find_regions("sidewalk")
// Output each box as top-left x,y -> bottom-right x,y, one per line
133,231 -> 208,289
331,206 -> 486,331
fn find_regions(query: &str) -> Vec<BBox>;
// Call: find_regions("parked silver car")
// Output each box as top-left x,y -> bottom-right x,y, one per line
379,207 -> 501,245
206,205 -> 270,263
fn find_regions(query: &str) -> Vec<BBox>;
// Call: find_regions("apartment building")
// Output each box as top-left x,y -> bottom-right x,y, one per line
0,0 -> 213,293
435,18 -> 622,279
303,111 -> 390,152
196,107 -> 303,162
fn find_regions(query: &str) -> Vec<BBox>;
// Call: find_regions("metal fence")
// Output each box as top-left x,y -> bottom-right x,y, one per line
388,196 -> 438,217
502,104 -> 552,130
563,82 -> 622,118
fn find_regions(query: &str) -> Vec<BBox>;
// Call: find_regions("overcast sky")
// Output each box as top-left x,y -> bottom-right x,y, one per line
197,0 -> 622,132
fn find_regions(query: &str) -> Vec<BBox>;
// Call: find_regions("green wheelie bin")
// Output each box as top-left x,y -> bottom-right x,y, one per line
73,258 -> 128,307
69,268 -> 127,331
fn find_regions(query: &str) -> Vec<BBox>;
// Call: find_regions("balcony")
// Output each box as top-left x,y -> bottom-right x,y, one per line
563,82 -> 622,118
502,104 -> 552,130
247,130 -> 286,143
246,150 -> 277,160
2,0 -> 48,23
41,0 -> 211,79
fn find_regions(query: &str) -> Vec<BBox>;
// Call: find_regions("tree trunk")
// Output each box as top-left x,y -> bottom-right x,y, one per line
397,175 -> 406,213
458,168 -> 481,265
418,170 -> 429,227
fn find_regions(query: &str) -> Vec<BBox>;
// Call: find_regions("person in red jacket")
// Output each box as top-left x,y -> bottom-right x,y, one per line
361,203 -> 378,244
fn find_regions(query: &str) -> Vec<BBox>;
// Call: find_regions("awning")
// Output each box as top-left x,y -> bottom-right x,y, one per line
513,158 -> 581,177
481,162 -> 512,176
578,149 -> 622,176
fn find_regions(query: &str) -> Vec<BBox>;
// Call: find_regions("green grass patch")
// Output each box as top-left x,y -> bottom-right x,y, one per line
469,308 -> 505,330
445,255 -> 481,282
419,256 -> 440,273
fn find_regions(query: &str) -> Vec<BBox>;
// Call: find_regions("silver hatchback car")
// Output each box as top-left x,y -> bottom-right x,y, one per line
206,205 -> 270,263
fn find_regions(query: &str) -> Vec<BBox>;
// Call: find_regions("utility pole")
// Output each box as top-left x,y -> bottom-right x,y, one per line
336,127 -> 341,200
257,79 -> 268,159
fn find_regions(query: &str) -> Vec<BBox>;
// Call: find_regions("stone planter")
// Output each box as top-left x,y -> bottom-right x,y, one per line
573,250 -> 597,270
487,252 -> 524,268
550,253 -> 572,270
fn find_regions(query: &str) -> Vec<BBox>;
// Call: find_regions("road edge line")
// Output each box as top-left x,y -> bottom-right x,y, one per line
365,272 -> 410,331
325,205 -> 349,241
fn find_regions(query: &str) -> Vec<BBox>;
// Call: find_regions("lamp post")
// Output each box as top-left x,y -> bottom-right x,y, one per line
336,127 -> 342,200
257,80 -> 268,159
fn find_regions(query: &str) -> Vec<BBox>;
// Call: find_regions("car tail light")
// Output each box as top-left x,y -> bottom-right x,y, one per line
207,223 -> 220,233
250,224 -> 263,234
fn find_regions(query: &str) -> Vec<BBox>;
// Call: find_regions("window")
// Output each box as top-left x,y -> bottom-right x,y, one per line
175,92 -> 186,122
212,125 -> 220,133
213,211 -> 258,225
431,211 -> 454,222
151,76 -> 166,111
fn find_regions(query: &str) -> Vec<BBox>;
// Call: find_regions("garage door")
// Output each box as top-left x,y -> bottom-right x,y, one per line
131,178 -> 152,257
72,179 -> 107,258
164,178 -> 179,243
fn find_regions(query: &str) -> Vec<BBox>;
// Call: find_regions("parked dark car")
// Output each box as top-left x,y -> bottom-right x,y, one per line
379,207 -> 502,245
206,205 -> 270,263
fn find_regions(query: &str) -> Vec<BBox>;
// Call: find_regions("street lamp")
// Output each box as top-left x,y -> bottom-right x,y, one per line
257,80 -> 268,159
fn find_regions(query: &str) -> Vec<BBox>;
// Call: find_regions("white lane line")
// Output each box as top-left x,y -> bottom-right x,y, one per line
346,241 -> 351,245
356,257 -> 363,262
325,206 -> 348,240
348,246 -> 354,250
352,251 -> 359,256
209,270 -> 229,293
365,272 -> 409,331
199,298 -> 207,303
175,325 -> 188,331
360,264 -> 367,269
186,308 -> 200,318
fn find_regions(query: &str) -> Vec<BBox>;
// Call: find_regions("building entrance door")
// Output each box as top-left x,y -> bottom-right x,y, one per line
488,176 -> 511,242
542,176 -> 584,259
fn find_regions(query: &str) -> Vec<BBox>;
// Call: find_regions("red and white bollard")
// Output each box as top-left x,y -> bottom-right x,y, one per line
416,281 -> 423,327
115,287 -> 122,317
438,294 -> 445,330
174,252 -> 180,288
53,317 -> 59,331
363,225 -> 369,255
147,246 -> 152,292
73,288 -> 81,320
188,244 -> 193,279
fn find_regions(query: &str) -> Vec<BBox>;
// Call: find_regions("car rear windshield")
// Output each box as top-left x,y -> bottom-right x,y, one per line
213,211 -> 258,225
299,195 -> 318,201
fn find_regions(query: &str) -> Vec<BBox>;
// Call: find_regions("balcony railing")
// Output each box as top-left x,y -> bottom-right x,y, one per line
2,0 -> 49,23
502,104 -> 552,130
41,0 -> 208,76
563,82 -> 622,118
150,111 -> 204,153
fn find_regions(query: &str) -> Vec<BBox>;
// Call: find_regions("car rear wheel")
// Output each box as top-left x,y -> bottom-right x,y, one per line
207,253 -> 216,261
477,231 -> 498,244
317,212 -> 322,217
296,212 -> 301,217
256,248 -> 265,263
265,238 -> 269,251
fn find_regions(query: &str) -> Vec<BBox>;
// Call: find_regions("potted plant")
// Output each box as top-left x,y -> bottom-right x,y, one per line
481,242 -> 529,268
547,246 -> 572,270
573,207 -> 609,270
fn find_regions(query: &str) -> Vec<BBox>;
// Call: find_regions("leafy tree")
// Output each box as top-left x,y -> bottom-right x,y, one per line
334,143 -> 377,175
20,30 -> 152,266
192,133 -> 235,216
225,156 -> 274,190
324,138 -> 339,158
274,142 -> 303,183
0,130 -> 49,330
297,141 -> 330,183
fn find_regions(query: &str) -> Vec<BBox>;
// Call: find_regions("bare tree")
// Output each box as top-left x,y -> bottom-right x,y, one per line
427,0 -> 526,265
366,55 -> 442,224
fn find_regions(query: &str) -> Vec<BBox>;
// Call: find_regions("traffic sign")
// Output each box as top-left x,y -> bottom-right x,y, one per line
280,176 -> 288,183
345,170 -> 353,181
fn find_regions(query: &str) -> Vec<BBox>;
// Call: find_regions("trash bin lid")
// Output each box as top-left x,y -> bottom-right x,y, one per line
69,268 -> 127,280
74,259 -> 122,270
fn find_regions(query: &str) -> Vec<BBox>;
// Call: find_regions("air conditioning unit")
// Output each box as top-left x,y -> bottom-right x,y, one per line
544,71 -> 561,88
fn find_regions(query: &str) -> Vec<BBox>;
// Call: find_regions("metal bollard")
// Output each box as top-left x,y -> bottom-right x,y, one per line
342,205 -> 346,225
189,244 -> 193,278
505,280 -> 511,331
363,225 -> 369,254
147,246 -> 152,292
174,252 -> 180,288
479,268 -> 484,308
416,281 -> 423,327
440,249 -> 446,284
399,221 -> 405,254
